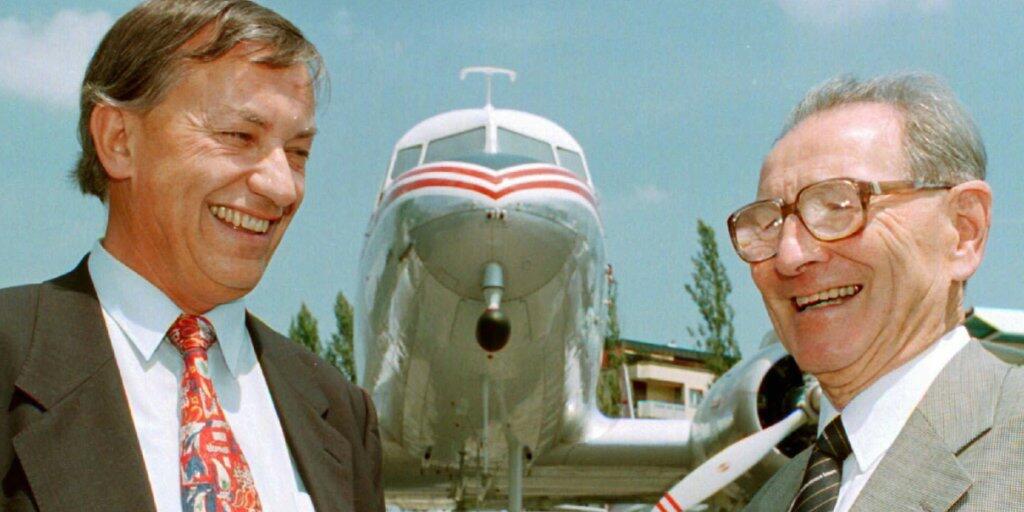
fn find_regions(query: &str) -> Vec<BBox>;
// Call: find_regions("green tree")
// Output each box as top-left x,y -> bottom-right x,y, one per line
684,219 -> 741,377
323,291 -> 357,383
288,302 -> 321,354
597,265 -> 626,416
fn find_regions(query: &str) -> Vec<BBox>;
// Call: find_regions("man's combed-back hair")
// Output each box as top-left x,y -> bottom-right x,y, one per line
75,0 -> 325,200
779,73 -> 986,184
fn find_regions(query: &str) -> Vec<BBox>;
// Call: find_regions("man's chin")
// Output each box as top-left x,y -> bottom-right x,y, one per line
785,335 -> 851,375
200,263 -> 267,300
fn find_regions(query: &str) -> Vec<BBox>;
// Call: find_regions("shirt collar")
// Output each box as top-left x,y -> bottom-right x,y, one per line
87,240 -> 249,376
817,325 -> 971,472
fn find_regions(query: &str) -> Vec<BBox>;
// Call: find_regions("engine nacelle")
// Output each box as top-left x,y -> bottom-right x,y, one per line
688,339 -> 816,500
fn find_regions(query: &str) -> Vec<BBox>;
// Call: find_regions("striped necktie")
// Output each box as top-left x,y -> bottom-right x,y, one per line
789,416 -> 852,512
167,314 -> 263,512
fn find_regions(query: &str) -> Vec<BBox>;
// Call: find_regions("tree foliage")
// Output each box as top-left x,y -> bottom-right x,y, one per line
597,265 -> 626,417
288,292 -> 358,383
288,302 -> 321,354
324,291 -> 357,384
684,219 -> 741,377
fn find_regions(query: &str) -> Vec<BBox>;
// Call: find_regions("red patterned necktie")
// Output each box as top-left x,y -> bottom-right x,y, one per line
167,314 -> 263,512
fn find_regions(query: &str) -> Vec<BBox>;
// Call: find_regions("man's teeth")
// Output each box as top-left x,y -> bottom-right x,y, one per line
794,285 -> 861,310
209,205 -> 270,234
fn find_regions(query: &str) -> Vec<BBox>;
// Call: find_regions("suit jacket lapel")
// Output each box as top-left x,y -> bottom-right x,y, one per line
249,314 -> 354,512
850,341 -> 1006,512
754,448 -> 811,511
12,257 -> 156,512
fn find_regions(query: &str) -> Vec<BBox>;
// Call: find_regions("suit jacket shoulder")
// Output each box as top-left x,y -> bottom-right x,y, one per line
0,283 -> 42,398
0,283 -> 43,490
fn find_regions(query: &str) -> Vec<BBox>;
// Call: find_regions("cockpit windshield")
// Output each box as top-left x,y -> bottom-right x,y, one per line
423,127 -> 486,164
390,145 -> 422,179
497,128 -> 555,164
556,148 -> 586,179
390,125 -> 589,181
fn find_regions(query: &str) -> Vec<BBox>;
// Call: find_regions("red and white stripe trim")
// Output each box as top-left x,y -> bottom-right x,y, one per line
381,162 -> 596,209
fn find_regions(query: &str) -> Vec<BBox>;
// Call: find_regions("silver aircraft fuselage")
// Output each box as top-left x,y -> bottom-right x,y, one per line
355,105 -> 808,508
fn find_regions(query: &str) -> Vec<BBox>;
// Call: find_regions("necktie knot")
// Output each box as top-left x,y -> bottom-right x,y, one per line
166,314 -> 218,354
816,416 -> 853,462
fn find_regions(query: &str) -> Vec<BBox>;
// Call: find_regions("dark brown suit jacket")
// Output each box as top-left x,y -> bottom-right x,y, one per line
0,257 -> 385,512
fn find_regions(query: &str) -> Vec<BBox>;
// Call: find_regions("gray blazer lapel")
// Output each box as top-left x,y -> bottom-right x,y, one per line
744,449 -> 810,511
249,315 -> 354,512
12,258 -> 156,512
851,342 -> 1007,512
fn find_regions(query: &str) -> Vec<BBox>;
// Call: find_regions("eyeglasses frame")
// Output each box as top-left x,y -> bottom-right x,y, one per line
727,178 -> 956,263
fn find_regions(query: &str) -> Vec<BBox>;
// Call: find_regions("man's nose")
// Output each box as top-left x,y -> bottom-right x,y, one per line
249,147 -> 299,208
773,214 -> 827,275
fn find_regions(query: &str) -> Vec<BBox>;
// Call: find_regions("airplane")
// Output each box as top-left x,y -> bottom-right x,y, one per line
354,67 -> 824,511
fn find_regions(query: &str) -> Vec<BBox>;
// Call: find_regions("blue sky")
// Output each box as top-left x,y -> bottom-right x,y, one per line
2,1 -> 1022,357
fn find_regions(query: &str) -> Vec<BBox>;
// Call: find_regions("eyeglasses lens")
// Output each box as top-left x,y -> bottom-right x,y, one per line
799,180 -> 863,240
732,202 -> 783,263
732,180 -> 865,262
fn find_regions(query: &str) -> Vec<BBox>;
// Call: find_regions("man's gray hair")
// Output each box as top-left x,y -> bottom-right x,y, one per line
75,0 -> 325,201
779,74 -> 986,184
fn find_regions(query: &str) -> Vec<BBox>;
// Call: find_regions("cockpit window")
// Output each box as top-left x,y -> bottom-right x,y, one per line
497,127 -> 555,164
390,145 -> 422,179
424,127 -> 486,164
556,147 -> 587,179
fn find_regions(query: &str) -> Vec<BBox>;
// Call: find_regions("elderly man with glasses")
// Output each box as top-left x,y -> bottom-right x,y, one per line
734,75 -> 1024,512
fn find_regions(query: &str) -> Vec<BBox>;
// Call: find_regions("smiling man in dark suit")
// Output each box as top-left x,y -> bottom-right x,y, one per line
0,1 -> 383,511
729,74 -> 1024,511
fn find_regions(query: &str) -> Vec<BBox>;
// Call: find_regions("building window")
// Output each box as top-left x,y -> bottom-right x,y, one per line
632,381 -> 647,401
675,385 -> 687,404
688,388 -> 704,407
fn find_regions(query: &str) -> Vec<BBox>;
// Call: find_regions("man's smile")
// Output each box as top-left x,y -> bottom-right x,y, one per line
792,284 -> 863,312
208,204 -> 273,234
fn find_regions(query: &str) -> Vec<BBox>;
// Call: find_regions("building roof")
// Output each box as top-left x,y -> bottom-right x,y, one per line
965,307 -> 1024,343
619,338 -> 714,362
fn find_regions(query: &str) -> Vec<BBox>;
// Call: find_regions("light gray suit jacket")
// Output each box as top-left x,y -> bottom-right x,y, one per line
744,340 -> 1024,512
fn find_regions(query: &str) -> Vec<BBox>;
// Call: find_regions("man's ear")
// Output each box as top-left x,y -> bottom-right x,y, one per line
947,180 -> 992,282
90,103 -> 135,180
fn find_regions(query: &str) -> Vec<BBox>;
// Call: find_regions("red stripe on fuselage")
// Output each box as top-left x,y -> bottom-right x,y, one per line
382,164 -> 595,209
382,177 -> 596,209
396,164 -> 582,186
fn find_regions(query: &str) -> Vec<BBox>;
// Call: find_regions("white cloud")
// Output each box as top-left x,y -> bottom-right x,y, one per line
0,10 -> 113,108
332,9 -> 355,40
630,184 -> 669,205
776,0 -> 950,26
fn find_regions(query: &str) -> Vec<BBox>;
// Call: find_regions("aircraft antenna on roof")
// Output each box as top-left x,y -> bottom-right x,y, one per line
460,66 -> 516,108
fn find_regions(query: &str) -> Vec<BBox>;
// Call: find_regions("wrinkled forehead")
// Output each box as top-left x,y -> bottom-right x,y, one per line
756,103 -> 907,202
180,43 -> 316,108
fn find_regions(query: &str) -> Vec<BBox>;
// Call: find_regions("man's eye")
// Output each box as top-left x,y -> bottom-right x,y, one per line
220,131 -> 254,143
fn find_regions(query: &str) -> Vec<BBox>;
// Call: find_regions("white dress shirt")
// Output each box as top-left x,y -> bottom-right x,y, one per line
88,242 -> 315,512
817,326 -> 971,512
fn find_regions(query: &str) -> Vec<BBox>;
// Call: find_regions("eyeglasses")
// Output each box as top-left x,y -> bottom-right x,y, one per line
727,178 -> 954,263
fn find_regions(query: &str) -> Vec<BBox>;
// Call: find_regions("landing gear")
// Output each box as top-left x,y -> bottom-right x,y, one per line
507,433 -> 524,512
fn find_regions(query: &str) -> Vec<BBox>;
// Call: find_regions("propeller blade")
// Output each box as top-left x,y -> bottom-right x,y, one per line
652,408 -> 809,512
